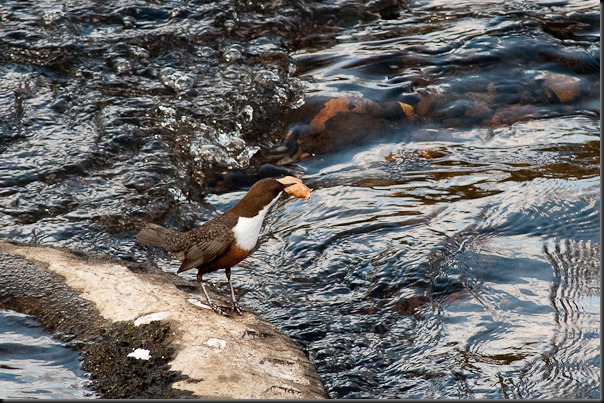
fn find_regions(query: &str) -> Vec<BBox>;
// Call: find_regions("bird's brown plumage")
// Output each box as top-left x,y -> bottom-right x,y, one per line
137,177 -> 308,315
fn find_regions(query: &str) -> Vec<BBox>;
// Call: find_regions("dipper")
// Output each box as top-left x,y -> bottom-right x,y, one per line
137,177 -> 311,316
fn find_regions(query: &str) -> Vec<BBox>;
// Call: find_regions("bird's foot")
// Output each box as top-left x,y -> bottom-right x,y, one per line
209,303 -> 230,317
231,301 -> 245,315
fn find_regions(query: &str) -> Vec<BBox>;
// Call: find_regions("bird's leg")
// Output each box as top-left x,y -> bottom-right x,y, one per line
197,272 -> 228,316
225,267 -> 244,315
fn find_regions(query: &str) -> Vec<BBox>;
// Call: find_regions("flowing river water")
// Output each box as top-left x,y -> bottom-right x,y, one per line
0,0 -> 600,399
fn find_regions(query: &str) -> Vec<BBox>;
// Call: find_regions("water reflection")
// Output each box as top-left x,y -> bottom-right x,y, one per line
0,310 -> 96,399
234,110 -> 599,397
0,0 -> 600,399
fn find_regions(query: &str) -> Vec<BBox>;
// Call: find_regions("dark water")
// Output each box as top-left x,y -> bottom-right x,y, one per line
0,310 -> 96,398
0,0 -> 600,399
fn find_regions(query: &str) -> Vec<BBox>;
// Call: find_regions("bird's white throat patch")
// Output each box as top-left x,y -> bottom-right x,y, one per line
232,192 -> 281,251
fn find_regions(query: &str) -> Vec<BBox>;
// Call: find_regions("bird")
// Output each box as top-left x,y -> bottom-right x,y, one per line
137,177 -> 311,316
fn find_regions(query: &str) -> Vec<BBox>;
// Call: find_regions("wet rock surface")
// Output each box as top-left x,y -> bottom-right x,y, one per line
0,240 -> 327,399
0,0 -> 599,399
81,320 -> 193,399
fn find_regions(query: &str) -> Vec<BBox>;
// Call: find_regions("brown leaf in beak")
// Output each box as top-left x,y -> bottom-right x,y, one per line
276,176 -> 312,200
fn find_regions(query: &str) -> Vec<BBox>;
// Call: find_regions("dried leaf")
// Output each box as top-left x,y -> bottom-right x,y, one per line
277,176 -> 312,200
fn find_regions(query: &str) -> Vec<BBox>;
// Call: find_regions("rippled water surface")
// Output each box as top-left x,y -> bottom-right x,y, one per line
0,310 -> 96,398
0,0 -> 600,399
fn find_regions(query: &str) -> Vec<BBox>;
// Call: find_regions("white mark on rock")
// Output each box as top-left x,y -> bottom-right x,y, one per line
134,311 -> 171,326
258,361 -> 308,384
204,338 -> 227,350
187,298 -> 212,310
127,348 -> 151,360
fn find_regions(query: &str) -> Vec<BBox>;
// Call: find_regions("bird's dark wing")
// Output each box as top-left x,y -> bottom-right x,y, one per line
177,220 -> 234,273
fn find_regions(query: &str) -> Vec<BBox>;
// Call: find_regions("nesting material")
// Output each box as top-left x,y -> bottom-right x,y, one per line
277,176 -> 312,200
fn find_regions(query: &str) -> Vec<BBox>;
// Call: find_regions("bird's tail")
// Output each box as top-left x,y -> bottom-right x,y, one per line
137,223 -> 183,252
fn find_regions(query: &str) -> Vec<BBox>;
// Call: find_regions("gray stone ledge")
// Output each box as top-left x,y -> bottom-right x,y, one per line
0,240 -> 327,399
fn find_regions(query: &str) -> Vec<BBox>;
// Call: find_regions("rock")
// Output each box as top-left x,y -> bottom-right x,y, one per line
0,240 -> 327,399
542,72 -> 581,103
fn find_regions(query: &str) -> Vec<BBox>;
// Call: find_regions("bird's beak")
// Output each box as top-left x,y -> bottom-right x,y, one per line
276,176 -> 312,200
